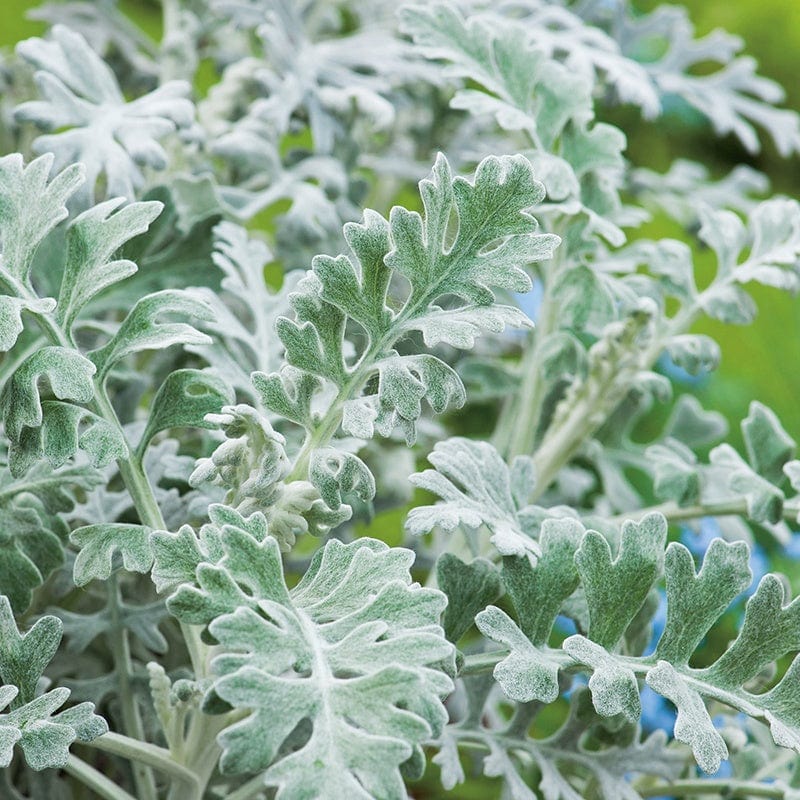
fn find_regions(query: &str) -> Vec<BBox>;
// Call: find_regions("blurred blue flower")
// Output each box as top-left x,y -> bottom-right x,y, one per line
640,684 -> 674,734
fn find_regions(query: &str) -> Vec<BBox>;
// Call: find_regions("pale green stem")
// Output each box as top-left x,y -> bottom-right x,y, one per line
462,646 -> 787,736
529,305 -> 701,501
613,498 -> 800,526
64,754 -> 139,800
459,650 -> 513,676
639,778 -> 786,798
494,241 -> 565,461
88,731 -> 200,792
225,774 -> 269,800
108,575 -> 159,800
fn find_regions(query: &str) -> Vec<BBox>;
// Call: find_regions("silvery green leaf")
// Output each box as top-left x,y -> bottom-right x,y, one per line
656,539 -> 751,665
259,153 -> 557,448
0,596 -> 61,706
646,660 -> 729,773
442,683 -> 682,800
562,636 -> 640,721
742,401 -> 795,483
631,159 -> 768,225
89,290 -> 214,380
29,1 -> 159,81
308,448 -> 375,510
187,222 -> 301,399
136,369 -> 235,461
101,180 -> 223,309
56,197 -> 163,331
188,406 -> 346,546
0,687 -> 106,771
70,524 -> 154,586
0,502 -> 64,612
59,598 -> 168,654
402,5 -> 630,241
501,518 -> 583,645
164,530 -> 453,794
596,2 -> 800,154
475,606 -> 561,703
551,264 -> 616,334
15,25 -> 194,204
666,334 -> 721,375
400,6 -> 588,144
0,596 -> 106,769
663,394 -> 728,447
0,153 -> 83,287
574,512 -> 666,649
511,3 -> 660,112
0,463 -> 97,612
151,504 -> 269,595
0,296 -> 56,353
646,439 -> 700,506
407,438 -> 539,559
436,554 -> 502,643
404,304 -> 532,349
710,444 -> 784,523
1,346 -> 95,446
697,200 -> 800,324
373,354 -> 466,445
9,400 -> 127,477
490,512 -> 800,773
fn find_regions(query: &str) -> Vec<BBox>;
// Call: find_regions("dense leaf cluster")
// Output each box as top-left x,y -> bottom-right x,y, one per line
0,1 -> 800,798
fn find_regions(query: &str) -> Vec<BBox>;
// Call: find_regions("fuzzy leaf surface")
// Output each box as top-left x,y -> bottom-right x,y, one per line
161,525 -> 454,797
15,25 -> 193,203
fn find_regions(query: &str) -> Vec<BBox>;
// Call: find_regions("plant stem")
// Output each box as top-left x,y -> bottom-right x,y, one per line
494,233 -> 565,460
108,575 -> 159,800
640,778 -> 786,798
459,650 -> 509,676
225,774 -> 269,800
65,755 -> 139,800
612,498 -> 800,526
87,732 -> 200,793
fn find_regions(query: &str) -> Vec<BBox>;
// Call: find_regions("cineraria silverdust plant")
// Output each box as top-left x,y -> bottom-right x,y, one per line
3,0 -> 800,798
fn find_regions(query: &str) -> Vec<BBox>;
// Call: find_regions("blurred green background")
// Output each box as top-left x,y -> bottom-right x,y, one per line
1,0 -> 798,447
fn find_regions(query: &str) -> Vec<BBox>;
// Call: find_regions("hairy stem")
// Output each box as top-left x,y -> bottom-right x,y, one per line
459,650 -> 511,677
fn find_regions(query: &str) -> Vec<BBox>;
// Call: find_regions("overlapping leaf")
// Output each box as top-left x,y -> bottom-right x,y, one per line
0,598 -> 106,770
477,510 -> 800,774
187,222 -> 301,400
15,24 -> 194,204
435,682 -> 683,800
258,153 -> 558,448
406,437 -> 540,559
154,516 -> 454,796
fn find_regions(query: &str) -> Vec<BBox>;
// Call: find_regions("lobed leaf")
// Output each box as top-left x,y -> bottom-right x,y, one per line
158,520 -> 454,796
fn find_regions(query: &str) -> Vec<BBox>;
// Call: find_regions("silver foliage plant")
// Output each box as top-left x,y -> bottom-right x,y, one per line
1,0 -> 800,798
